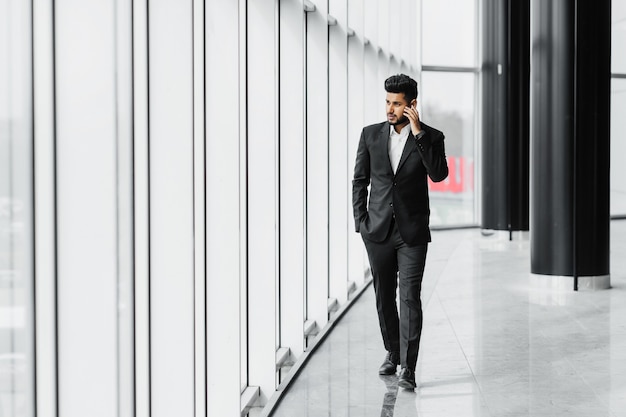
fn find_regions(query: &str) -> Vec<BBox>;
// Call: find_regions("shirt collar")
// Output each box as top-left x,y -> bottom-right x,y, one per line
389,123 -> 411,137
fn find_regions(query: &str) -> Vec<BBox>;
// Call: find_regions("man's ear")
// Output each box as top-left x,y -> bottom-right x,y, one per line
410,99 -> 417,108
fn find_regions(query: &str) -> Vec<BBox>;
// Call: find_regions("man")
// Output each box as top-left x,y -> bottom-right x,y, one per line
352,74 -> 448,389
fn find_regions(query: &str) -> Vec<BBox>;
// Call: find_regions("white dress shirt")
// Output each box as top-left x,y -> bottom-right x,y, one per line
388,124 -> 411,174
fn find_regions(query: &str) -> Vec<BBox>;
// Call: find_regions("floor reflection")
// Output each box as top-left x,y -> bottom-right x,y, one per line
379,375 -> 398,417
268,222 -> 626,417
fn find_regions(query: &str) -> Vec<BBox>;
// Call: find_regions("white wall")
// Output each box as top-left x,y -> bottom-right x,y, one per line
21,1 -> 423,416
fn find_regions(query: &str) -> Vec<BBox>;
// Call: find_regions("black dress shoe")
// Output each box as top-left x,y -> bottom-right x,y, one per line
378,351 -> 400,375
398,368 -> 416,389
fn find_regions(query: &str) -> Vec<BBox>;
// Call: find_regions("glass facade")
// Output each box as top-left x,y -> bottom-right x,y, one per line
613,0 -> 626,216
613,0 -> 626,74
612,78 -> 626,216
1,0 -> 623,416
0,1 -> 34,416
421,71 -> 477,226
422,0 -> 477,68
421,0 -> 478,227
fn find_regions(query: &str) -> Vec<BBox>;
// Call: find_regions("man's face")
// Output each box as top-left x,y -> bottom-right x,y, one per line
386,92 -> 412,125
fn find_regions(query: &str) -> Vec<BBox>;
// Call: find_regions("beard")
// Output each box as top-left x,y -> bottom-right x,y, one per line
389,114 -> 408,125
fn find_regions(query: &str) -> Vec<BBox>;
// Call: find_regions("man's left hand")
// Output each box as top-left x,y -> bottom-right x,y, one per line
403,105 -> 422,136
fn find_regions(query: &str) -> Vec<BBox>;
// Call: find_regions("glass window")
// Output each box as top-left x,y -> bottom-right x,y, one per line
422,0 -> 476,67
0,1 -> 35,416
611,79 -> 626,216
612,0 -> 626,74
612,1 -> 626,216
421,71 -> 476,226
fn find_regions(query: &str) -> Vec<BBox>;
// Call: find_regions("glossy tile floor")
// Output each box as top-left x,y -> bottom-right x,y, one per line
269,221 -> 626,417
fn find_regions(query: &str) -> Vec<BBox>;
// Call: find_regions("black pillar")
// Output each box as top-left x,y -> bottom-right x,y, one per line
481,0 -> 530,234
530,0 -> 610,282
507,0 -> 530,232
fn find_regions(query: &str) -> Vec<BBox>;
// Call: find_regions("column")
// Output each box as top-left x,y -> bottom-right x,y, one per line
530,0 -> 610,288
481,0 -> 530,234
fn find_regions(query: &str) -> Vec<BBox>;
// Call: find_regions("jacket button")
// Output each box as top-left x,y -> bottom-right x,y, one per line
389,202 -> 393,207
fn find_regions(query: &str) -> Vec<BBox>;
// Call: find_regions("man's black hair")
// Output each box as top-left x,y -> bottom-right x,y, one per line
384,74 -> 418,104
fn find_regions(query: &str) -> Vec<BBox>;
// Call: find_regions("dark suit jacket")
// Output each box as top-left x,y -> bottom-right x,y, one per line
352,121 -> 448,245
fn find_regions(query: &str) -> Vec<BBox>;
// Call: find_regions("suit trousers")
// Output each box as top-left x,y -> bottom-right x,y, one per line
362,219 -> 428,371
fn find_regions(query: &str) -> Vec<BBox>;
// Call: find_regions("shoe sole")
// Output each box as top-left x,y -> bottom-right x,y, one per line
398,379 -> 416,390
378,367 -> 397,376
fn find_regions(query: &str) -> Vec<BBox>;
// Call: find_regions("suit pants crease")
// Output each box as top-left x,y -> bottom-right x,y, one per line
362,219 -> 427,371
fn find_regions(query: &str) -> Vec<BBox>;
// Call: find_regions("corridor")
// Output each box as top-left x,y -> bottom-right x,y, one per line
269,222 -> 626,416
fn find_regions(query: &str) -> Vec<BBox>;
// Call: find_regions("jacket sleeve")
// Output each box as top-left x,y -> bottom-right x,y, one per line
352,129 -> 370,232
414,130 -> 448,183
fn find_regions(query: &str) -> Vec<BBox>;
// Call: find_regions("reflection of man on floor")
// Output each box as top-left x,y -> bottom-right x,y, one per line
379,374 -> 420,416
352,74 -> 448,389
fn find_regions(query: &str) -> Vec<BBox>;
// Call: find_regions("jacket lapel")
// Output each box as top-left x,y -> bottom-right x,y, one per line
379,122 -> 394,174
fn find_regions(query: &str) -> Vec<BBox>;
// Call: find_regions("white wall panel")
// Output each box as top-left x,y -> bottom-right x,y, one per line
279,0 -> 307,359
205,0 -> 244,414
247,0 -> 280,403
306,0 -> 330,335
390,56 -> 401,75
1,2 -> 35,417
148,1 -> 195,416
328,0 -> 349,306
54,1 -> 118,415
363,0 -> 378,47
347,2 -> 367,287
415,0 -> 422,70
377,0 -> 389,53
364,45 -> 379,125
115,1 -> 135,416
378,50 -> 390,102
